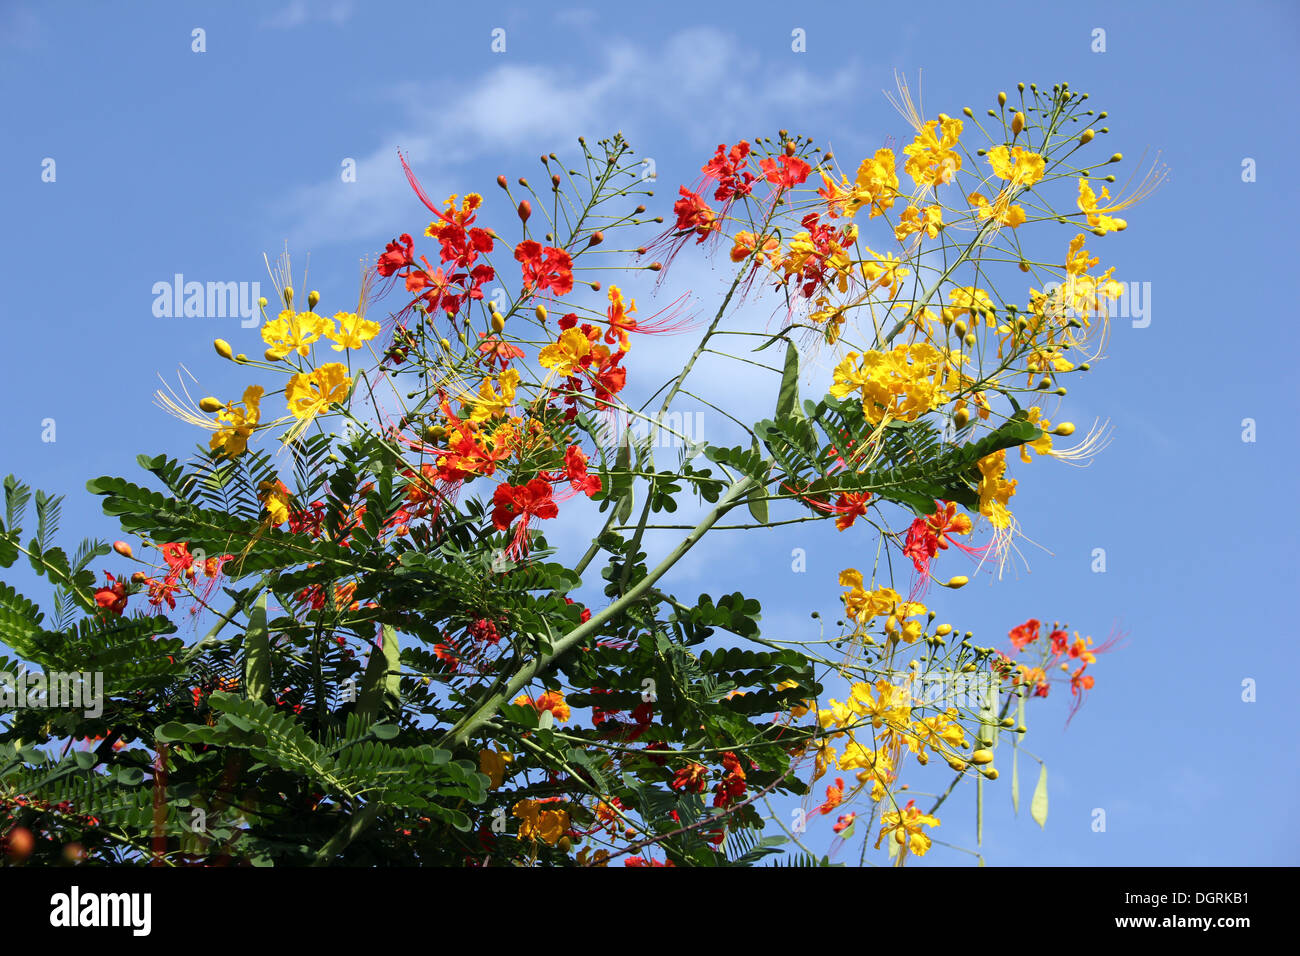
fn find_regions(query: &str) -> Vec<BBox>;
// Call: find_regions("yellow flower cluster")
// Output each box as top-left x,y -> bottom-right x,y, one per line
828,343 -> 959,424
512,799 -> 569,845
262,309 -> 381,358
811,676 -> 967,808
837,570 -> 928,643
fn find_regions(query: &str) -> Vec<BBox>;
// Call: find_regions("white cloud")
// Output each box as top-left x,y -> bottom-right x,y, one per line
273,27 -> 869,247
261,0 -> 354,30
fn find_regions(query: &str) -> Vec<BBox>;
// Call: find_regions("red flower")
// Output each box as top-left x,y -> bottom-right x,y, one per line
514,240 -> 574,296
817,777 -> 845,815
759,154 -> 811,189
93,572 -> 128,616
491,479 -> 560,558
702,141 -> 756,202
1009,619 -> 1041,652
377,234 -> 415,276
562,445 -> 602,498
670,763 -> 710,794
832,812 -> 856,835
476,333 -> 525,371
671,187 -> 718,242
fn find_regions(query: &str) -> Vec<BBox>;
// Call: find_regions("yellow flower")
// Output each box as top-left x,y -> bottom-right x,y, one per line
513,798 -> 569,845
947,286 -> 997,326
876,800 -> 940,858
324,311 -> 381,351
479,748 -> 511,789
987,145 -> 1045,188
860,248 -> 910,294
209,385 -> 263,458
286,362 -> 352,421
1019,407 -> 1056,463
468,369 -> 520,422
811,738 -> 838,781
850,679 -> 912,729
912,709 -> 968,757
894,204 -> 943,242
258,480 -> 291,525
976,448 -> 1017,529
902,118 -> 962,188
847,148 -> 900,218
262,309 -> 332,356
969,190 -> 1027,229
1077,178 -> 1128,234
538,328 -> 592,377
840,742 -> 894,800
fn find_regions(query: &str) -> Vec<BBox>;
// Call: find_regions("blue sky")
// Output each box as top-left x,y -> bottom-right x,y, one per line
1,0 -> 1297,865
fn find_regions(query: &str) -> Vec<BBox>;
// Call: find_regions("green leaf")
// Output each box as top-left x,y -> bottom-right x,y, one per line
356,625 -> 401,719
1031,763 -> 1048,829
746,484 -> 768,524
244,592 -> 271,703
776,341 -> 799,421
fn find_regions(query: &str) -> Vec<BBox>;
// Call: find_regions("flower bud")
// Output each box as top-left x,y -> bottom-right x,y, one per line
308,290 -> 320,309
587,231 -> 604,247
953,407 -> 970,428
439,338 -> 451,351
214,338 -> 234,359
3,826 -> 34,861
491,313 -> 505,333
964,333 -> 977,347
1109,153 -> 1123,163
784,140 -> 796,156
952,320 -> 967,337
497,175 -> 508,189
112,541 -> 133,558
935,623 -> 953,636
970,748 -> 994,765
265,347 -> 289,362
997,91 -> 1007,107
258,296 -> 268,309
518,200 -> 531,221
1052,422 -> 1076,436
1018,260 -> 1030,272
982,767 -> 999,780
945,575 -> 969,589
198,397 -> 224,413
947,758 -> 968,772
535,304 -> 548,322
962,107 -> 973,117
1079,129 -> 1095,145
283,286 -> 294,306
1011,111 -> 1025,135
131,571 -> 147,584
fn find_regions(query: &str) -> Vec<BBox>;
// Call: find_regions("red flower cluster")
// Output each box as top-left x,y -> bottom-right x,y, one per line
515,240 -> 574,296
702,141 -> 757,203
713,751 -> 749,809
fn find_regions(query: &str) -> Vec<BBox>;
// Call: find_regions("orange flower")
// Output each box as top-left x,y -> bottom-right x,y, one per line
514,689 -> 571,723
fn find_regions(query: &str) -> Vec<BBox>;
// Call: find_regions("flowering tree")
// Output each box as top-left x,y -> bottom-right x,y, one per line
1,80 -> 1151,867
